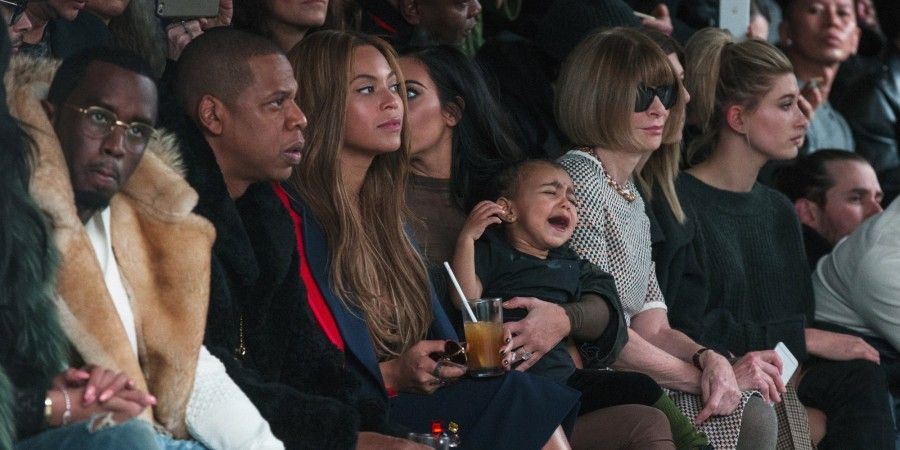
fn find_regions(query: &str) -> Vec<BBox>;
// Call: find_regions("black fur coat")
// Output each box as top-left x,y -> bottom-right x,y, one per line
171,115 -> 382,449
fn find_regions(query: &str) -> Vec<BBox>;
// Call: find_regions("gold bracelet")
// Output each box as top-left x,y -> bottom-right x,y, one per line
43,395 -> 53,426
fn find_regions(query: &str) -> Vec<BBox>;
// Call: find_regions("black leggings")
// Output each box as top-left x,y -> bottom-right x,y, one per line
566,369 -> 662,415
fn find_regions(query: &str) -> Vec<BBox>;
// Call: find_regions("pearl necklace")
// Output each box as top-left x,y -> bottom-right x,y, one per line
577,147 -> 637,202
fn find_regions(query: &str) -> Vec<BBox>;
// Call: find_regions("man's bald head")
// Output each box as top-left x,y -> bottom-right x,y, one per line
175,28 -> 285,117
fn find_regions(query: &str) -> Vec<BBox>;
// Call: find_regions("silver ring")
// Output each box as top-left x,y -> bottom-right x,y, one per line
520,350 -> 533,361
180,20 -> 189,33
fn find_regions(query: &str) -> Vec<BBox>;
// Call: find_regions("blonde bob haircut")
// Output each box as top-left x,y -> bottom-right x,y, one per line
684,28 -> 793,165
555,27 -> 686,153
287,31 -> 432,359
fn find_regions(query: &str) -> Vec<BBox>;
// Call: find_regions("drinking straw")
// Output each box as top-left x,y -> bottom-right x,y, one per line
443,261 -> 478,323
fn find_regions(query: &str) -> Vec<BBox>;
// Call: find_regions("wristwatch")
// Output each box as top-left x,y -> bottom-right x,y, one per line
692,347 -> 712,370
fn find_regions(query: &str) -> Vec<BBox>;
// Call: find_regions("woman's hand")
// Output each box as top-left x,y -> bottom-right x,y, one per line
694,351 -> 741,425
806,328 -> 881,364
639,4 -> 673,36
201,0 -> 233,29
379,340 -> 466,395
166,19 -> 203,61
166,0 -> 233,61
731,350 -> 785,404
501,297 -> 570,372
799,78 -> 824,116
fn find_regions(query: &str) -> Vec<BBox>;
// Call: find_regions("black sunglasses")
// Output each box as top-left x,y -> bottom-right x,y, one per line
634,83 -> 678,112
429,341 -> 467,366
0,0 -> 27,27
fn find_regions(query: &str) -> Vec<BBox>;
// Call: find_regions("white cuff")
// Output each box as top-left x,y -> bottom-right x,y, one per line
185,346 -> 284,450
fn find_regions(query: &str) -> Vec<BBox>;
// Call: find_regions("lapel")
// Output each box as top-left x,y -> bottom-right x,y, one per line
424,276 -> 458,341
295,198 -> 386,392
237,183 -> 295,292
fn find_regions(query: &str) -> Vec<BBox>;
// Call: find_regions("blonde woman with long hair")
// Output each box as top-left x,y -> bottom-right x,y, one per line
282,30 -> 578,450
556,27 -> 778,449
657,27 -> 894,449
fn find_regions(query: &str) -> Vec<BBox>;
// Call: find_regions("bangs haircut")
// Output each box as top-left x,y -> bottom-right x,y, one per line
555,27 -> 685,152
175,28 -> 284,116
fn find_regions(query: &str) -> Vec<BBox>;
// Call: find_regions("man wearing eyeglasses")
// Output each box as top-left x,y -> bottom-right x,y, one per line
1,0 -> 31,53
8,46 -> 284,449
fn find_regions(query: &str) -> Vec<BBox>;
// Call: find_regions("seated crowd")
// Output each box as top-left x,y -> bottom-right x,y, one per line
1,0 -> 898,449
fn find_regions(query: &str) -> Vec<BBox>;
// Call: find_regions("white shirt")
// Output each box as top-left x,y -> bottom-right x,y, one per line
85,209 -> 284,450
813,198 -> 900,352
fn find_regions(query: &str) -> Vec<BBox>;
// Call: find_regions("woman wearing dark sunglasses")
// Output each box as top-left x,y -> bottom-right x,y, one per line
556,27 -> 778,450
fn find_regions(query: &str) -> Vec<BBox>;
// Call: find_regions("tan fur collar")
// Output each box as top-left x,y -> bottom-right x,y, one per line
7,55 -> 215,438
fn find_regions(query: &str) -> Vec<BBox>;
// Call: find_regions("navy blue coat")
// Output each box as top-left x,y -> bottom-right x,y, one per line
290,191 -> 581,450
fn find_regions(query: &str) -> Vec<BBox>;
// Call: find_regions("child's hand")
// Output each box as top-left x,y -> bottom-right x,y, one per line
458,201 -> 504,243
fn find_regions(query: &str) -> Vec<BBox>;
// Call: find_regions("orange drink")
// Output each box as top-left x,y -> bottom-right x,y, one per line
463,298 -> 504,377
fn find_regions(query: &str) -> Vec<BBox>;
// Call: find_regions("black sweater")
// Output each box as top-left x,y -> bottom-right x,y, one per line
651,173 -> 815,361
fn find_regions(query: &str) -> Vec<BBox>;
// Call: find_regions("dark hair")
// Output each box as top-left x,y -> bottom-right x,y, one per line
490,159 -> 567,200
176,28 -> 284,114
873,0 -> 900,43
0,28 -> 68,437
233,0 -> 344,42
108,0 -> 167,77
46,46 -> 157,107
644,28 -> 684,65
400,45 -> 524,211
774,149 -> 868,204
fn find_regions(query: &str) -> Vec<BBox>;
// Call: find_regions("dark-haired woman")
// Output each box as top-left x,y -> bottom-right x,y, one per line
233,0 -> 342,52
399,45 -> 714,450
400,45 -> 523,271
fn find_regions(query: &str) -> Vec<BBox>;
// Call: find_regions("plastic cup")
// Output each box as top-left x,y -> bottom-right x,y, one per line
463,298 -> 504,378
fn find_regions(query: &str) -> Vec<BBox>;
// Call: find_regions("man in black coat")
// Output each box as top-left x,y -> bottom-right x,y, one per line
166,28 -> 423,449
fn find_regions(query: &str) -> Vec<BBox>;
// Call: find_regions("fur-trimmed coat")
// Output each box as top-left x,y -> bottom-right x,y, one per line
7,56 -> 216,439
